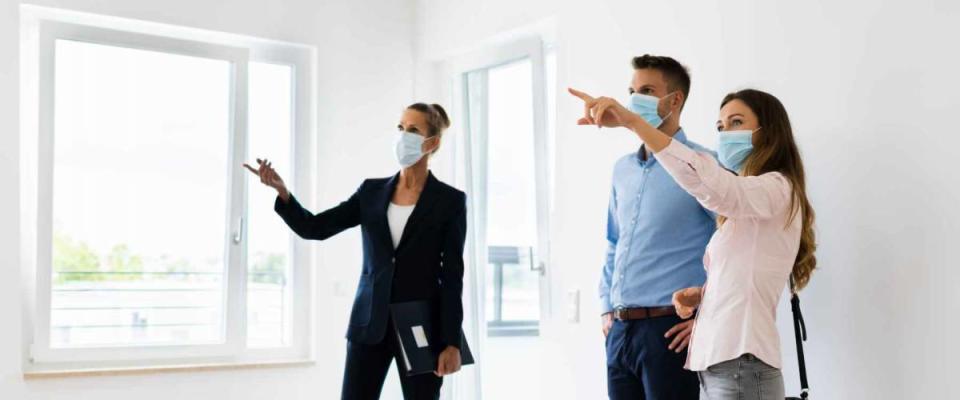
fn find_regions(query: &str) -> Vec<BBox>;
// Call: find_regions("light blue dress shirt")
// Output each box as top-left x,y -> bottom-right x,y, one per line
600,130 -> 717,312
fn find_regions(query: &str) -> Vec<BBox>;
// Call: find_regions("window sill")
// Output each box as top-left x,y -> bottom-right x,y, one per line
23,359 -> 315,379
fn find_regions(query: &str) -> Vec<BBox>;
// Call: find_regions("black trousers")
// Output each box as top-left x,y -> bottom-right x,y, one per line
341,318 -> 443,400
606,315 -> 700,400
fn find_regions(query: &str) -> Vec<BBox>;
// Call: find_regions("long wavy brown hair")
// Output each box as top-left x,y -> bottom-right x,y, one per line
718,89 -> 817,292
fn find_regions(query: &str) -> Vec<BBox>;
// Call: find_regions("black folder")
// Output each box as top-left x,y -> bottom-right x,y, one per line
389,300 -> 475,376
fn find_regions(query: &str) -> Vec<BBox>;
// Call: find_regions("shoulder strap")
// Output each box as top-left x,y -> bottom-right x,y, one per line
790,278 -> 810,399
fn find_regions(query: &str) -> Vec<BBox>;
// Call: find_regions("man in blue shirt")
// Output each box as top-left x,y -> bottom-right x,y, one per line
600,55 -> 717,400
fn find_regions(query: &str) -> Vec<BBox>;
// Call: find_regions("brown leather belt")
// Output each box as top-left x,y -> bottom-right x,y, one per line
613,306 -> 677,321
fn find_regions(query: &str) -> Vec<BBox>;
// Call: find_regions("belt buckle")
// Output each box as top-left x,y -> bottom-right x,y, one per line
613,307 -> 625,321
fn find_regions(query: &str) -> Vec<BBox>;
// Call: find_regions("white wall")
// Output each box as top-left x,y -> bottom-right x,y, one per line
2,0 -> 25,398
416,0 -> 960,399
4,0 -> 416,398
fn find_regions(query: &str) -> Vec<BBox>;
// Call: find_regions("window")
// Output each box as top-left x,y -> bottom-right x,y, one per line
23,14 -> 314,368
50,39 -> 232,349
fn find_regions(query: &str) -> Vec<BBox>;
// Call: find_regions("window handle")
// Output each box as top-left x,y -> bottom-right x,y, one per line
233,217 -> 244,244
532,261 -> 546,275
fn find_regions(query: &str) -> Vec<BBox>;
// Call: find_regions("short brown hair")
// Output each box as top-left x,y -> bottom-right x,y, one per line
631,54 -> 691,106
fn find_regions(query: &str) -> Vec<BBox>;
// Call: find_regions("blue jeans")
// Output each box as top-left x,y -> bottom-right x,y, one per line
606,316 -> 700,400
698,354 -> 784,400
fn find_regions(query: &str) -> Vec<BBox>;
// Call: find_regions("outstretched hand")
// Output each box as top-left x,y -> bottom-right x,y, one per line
568,87 -> 673,152
567,87 -> 638,129
243,158 -> 289,202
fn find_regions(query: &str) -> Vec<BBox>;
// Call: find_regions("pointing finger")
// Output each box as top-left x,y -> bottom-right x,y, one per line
567,87 -> 595,101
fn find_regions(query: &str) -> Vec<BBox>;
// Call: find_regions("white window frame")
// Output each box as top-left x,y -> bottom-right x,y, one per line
441,35 -> 556,400
20,7 -> 316,371
451,35 -> 554,324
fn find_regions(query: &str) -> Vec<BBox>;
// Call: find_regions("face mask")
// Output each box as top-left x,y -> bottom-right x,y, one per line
627,92 -> 676,128
718,128 -> 760,171
394,131 -> 432,168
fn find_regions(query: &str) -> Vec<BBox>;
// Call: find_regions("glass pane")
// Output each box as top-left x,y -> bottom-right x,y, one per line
484,58 -> 541,324
246,62 -> 294,348
50,40 -> 231,348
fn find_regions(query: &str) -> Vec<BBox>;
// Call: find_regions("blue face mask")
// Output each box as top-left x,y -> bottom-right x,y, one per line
627,92 -> 676,128
394,131 -> 433,168
718,128 -> 760,172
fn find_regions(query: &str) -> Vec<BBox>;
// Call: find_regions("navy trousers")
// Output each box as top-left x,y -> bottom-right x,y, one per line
606,315 -> 700,400
341,318 -> 443,400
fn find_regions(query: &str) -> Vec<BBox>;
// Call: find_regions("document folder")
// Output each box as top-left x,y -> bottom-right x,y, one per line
389,300 -> 475,376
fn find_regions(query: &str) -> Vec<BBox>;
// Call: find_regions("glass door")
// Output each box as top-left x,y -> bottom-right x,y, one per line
459,40 -> 555,400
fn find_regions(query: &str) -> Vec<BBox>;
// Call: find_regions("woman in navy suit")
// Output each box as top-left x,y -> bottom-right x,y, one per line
245,103 -> 466,400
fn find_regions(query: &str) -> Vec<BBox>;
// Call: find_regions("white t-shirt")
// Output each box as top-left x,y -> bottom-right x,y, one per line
387,202 -> 416,249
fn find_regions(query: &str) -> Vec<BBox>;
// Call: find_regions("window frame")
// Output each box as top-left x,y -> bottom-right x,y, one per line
443,35 -> 556,400
21,9 -> 316,371
450,36 -> 555,326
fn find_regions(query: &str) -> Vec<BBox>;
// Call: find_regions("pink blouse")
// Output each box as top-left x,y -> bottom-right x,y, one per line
654,139 -> 802,371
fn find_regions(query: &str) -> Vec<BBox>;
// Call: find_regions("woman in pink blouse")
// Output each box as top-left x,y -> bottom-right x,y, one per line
569,87 -> 816,400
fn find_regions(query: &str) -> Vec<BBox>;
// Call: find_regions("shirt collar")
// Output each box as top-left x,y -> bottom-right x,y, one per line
636,128 -> 687,165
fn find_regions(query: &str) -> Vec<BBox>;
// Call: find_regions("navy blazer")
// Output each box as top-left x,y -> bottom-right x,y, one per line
274,171 -> 467,348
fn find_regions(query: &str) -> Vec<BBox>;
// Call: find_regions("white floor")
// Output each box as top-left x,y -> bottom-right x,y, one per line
377,335 -> 545,399
481,335 -> 545,399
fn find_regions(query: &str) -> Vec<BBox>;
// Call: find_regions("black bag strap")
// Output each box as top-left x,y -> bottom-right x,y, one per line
790,278 -> 810,399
